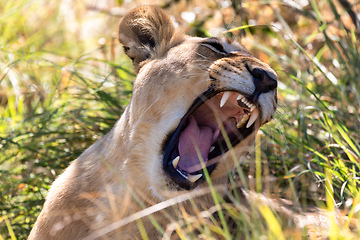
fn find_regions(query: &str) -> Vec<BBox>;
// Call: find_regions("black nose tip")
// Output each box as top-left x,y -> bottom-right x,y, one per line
249,67 -> 277,93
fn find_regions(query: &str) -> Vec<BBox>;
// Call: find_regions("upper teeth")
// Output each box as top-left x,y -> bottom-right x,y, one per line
246,107 -> 259,128
220,91 -> 231,107
220,92 -> 259,129
239,94 -> 255,110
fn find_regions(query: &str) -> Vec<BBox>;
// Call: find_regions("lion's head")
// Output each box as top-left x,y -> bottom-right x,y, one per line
118,5 -> 277,198
28,6 -> 279,239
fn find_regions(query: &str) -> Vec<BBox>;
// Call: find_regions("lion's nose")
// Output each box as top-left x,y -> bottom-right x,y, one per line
249,68 -> 278,93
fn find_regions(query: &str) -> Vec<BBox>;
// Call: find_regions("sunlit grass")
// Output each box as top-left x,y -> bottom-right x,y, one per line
0,0 -> 131,238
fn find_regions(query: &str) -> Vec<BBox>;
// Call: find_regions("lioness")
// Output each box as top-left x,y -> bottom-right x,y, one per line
29,5 -> 278,239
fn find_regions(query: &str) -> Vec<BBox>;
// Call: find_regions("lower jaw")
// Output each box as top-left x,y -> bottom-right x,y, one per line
163,124 -> 256,190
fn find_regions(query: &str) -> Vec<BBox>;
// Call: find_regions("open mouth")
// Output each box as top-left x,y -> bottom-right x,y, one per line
163,88 -> 260,190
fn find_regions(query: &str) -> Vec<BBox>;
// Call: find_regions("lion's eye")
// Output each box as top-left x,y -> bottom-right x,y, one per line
203,40 -> 227,54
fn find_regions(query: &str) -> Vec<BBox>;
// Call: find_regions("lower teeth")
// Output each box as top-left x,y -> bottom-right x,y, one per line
237,114 -> 249,128
188,173 -> 202,182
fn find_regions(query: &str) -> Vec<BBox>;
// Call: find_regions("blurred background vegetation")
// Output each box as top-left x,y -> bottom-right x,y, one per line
0,0 -> 359,239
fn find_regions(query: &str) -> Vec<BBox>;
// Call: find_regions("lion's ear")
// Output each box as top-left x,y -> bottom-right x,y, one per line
118,6 -> 176,70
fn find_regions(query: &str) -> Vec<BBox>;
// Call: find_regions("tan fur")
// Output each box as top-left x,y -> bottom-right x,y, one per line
29,6 -> 278,239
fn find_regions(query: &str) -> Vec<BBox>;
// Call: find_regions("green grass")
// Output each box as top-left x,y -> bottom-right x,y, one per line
0,1 -> 133,238
1,0 -> 360,239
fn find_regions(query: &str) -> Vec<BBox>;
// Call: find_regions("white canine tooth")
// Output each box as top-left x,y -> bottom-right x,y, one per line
172,156 -> 180,169
188,173 -> 202,183
246,107 -> 259,128
210,146 -> 215,152
237,114 -> 249,128
220,92 -> 231,107
237,94 -> 243,100
250,105 -> 256,112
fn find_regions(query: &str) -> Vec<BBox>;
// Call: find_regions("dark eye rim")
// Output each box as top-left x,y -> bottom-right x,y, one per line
203,38 -> 227,53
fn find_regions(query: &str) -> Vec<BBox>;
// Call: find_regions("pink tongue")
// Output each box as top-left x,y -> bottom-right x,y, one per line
178,115 -> 213,173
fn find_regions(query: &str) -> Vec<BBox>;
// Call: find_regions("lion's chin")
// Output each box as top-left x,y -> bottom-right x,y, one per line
162,89 -> 260,190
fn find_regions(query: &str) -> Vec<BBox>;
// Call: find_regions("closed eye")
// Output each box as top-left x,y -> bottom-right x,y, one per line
202,39 -> 227,54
